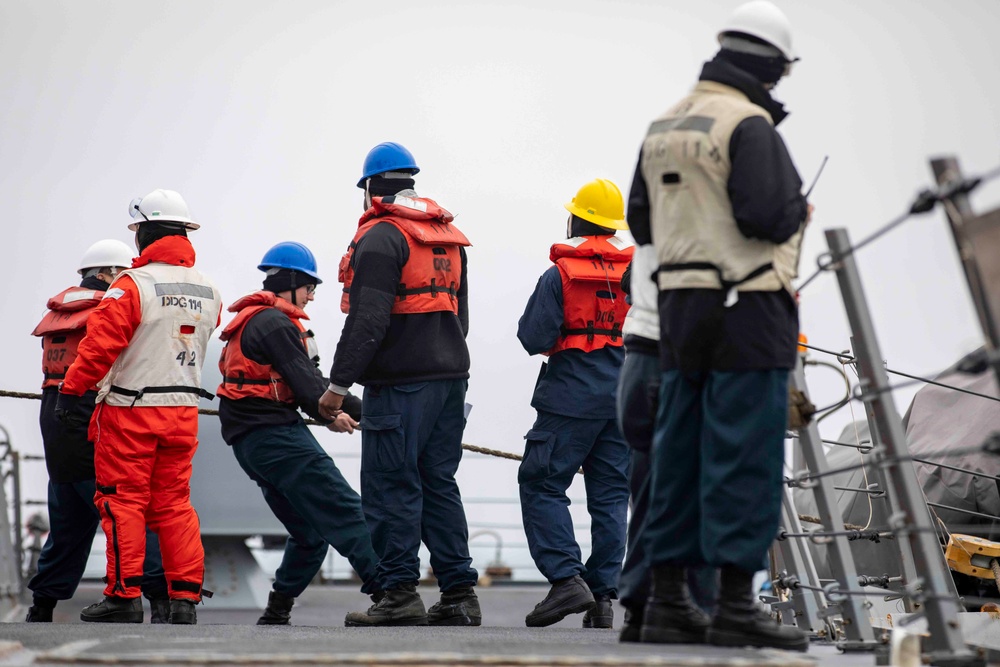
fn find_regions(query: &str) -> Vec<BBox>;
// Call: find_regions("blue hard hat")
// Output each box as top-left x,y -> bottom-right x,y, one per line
357,142 -> 420,188
257,242 -> 322,284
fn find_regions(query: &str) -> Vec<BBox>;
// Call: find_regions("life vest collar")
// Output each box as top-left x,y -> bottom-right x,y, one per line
550,235 -> 633,264
360,195 -> 455,226
44,286 -> 105,313
221,291 -> 309,341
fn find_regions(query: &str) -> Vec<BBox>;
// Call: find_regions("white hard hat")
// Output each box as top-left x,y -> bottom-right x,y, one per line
718,0 -> 796,62
78,239 -> 135,275
127,189 -> 200,231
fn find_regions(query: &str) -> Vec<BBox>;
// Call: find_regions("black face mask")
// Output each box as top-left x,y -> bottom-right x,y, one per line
136,222 -> 187,253
716,48 -> 787,86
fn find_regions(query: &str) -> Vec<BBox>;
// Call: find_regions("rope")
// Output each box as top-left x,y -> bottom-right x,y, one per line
0,388 -> 537,470
0,390 -> 43,401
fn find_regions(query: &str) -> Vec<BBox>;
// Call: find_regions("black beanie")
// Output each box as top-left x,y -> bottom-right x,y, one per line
717,48 -> 787,85
136,222 -> 187,253
367,174 -> 416,197
569,215 -> 615,238
262,269 -> 315,294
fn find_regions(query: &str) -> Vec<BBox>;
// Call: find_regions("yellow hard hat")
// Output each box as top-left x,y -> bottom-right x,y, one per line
564,179 -> 628,230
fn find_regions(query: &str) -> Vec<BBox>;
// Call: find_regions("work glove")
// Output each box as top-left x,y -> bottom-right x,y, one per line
54,392 -> 87,428
787,387 -> 817,430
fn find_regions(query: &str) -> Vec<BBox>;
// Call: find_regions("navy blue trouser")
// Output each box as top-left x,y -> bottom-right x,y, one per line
232,422 -> 379,597
616,351 -> 716,613
519,410 -> 630,596
28,479 -> 167,601
645,369 -> 788,573
360,380 -> 478,592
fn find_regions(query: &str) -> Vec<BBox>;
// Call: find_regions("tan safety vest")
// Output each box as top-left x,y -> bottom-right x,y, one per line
99,264 -> 222,407
641,81 -> 804,301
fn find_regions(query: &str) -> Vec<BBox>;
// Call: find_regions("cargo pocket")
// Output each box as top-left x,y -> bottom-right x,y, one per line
360,414 -> 405,473
518,429 -> 555,484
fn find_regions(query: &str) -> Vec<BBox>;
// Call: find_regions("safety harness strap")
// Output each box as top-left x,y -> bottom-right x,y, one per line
110,384 -> 215,407
560,322 -> 623,342
655,260 -> 774,291
222,372 -> 273,389
396,279 -> 458,300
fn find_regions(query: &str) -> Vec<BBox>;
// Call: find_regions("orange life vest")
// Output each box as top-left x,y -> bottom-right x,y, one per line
339,195 -> 471,315
545,236 -> 634,356
31,286 -> 105,389
217,291 -> 312,403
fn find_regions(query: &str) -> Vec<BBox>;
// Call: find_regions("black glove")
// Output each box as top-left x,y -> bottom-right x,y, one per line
54,392 -> 87,427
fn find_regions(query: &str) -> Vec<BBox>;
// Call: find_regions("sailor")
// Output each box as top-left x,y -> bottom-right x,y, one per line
516,179 -> 633,628
26,240 -> 169,623
614,249 -> 717,642
631,0 -> 811,650
319,142 -> 480,627
217,241 -> 380,625
58,190 -> 222,624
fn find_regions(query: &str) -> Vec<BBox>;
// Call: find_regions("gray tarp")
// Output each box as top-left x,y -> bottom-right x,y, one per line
792,355 -> 1000,585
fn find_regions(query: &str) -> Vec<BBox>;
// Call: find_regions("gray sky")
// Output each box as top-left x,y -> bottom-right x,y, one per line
2,1 -> 999,574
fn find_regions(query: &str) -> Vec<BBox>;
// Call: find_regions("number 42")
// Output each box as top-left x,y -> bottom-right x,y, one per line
176,350 -> 197,367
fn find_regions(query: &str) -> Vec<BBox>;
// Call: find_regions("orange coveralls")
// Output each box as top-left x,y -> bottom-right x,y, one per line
60,236 -> 220,601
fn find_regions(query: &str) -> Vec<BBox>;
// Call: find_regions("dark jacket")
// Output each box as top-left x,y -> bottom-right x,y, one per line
628,56 -> 806,372
518,266 -> 623,420
219,307 -> 361,444
329,220 -> 470,388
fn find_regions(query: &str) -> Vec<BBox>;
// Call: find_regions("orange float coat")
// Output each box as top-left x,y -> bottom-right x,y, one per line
339,195 -> 470,315
31,286 -> 105,390
60,236 -> 222,602
217,291 -> 311,403
545,236 -> 634,356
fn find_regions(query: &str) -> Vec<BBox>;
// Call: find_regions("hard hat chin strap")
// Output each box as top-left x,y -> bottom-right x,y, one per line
130,200 -> 150,222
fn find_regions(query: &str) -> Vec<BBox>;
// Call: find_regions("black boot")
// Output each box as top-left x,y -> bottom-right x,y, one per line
525,575 -> 595,628
344,583 -> 427,627
257,590 -> 295,626
149,597 -> 170,624
168,599 -> 197,625
427,586 -> 481,626
25,597 -> 56,623
80,596 -> 143,623
582,594 -> 613,629
619,606 -> 642,643
707,566 -> 808,652
639,565 -> 711,644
